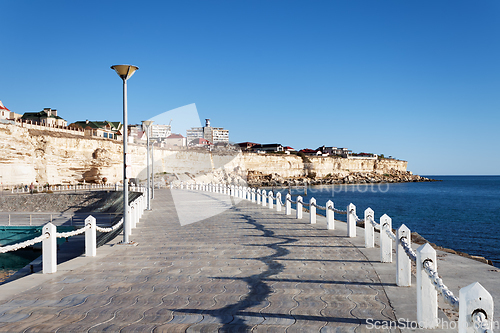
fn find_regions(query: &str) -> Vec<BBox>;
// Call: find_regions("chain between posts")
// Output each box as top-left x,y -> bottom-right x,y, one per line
473,311 -> 492,333
353,212 -> 365,223
422,260 -> 460,311
400,236 -> 417,262
311,202 -> 326,210
367,215 -> 381,230
286,197 -> 297,204
1,213 -> 128,253
56,224 -> 91,238
328,206 -> 347,214
0,233 -> 50,253
96,218 -> 124,232
385,227 -> 397,242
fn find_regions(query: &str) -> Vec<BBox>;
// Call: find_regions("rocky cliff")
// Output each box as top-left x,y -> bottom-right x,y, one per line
0,123 -> 426,187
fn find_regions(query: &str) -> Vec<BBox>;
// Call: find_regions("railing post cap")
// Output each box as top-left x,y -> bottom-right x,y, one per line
380,213 -> 391,220
365,207 -> 374,214
85,215 -> 96,222
348,203 -> 355,208
398,224 -> 410,232
417,242 -> 436,255
310,197 -> 315,202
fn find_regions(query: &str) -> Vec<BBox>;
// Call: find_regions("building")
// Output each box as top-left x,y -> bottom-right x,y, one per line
164,133 -> 186,148
69,120 -> 122,140
252,144 -> 285,153
186,119 -> 229,145
299,148 -> 321,156
0,101 -> 21,121
186,127 -> 204,143
189,137 -> 212,148
149,124 -> 171,140
237,142 -> 259,151
317,146 -> 352,157
21,108 -> 67,127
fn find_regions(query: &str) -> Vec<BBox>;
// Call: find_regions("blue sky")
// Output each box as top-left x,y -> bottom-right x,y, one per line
1,1 -> 499,175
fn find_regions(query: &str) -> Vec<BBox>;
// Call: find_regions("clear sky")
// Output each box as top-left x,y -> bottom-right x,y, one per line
1,1 -> 499,175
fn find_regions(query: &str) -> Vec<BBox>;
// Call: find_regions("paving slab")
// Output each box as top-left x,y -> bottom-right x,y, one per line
0,189 -> 496,332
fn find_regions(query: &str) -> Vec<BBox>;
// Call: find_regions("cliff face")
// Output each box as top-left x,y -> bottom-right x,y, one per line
0,123 -> 410,186
242,153 -> 407,178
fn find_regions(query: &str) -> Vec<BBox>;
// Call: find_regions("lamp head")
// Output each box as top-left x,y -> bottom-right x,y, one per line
111,65 -> 139,81
141,120 -> 154,128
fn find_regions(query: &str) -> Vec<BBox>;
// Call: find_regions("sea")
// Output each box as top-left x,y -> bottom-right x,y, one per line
273,175 -> 500,268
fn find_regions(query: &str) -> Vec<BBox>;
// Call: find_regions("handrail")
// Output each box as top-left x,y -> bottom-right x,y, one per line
0,189 -> 146,274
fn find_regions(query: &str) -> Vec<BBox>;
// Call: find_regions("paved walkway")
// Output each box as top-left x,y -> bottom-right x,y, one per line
0,189 -> 497,332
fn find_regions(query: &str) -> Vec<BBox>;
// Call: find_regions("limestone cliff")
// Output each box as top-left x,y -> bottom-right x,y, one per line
0,123 -> 418,187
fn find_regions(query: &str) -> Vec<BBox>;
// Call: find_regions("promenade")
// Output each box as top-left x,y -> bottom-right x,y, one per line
0,189 -> 496,332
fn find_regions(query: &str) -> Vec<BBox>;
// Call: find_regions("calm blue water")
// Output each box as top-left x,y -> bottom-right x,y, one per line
274,176 -> 500,267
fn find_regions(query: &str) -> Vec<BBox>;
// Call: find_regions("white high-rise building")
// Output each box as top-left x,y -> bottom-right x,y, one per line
144,124 -> 171,140
186,119 -> 229,145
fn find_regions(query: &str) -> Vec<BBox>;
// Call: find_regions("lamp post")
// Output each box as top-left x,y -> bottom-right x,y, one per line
151,138 -> 155,198
141,120 -> 154,210
111,64 -> 139,244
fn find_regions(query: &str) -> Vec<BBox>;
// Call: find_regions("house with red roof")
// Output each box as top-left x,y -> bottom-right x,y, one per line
0,101 -> 21,121
165,133 -> 186,147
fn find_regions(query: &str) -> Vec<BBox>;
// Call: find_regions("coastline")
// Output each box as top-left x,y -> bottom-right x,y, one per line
247,169 -> 438,187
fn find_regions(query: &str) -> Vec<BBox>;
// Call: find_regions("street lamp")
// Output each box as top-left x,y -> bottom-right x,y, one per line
151,138 -> 156,199
111,64 -> 139,244
141,120 -> 154,210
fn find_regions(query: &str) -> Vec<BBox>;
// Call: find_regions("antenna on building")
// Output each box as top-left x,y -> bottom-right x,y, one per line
205,119 -> 211,127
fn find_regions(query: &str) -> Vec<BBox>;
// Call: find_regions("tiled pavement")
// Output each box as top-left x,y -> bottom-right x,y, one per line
0,189 -> 457,332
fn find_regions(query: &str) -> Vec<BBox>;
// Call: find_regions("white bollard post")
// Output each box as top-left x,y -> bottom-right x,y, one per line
286,193 -> 291,215
364,208 -> 374,248
130,203 -> 136,229
276,192 -> 282,212
257,189 -> 261,204
396,224 -> 411,286
267,192 -> 272,209
126,206 -> 132,237
42,223 -> 57,274
85,216 -> 97,257
459,282 -> 494,333
309,197 -> 316,224
296,196 -> 303,219
347,203 -> 356,237
251,188 -> 255,202
416,243 -> 438,328
135,201 -> 140,225
380,214 -> 392,263
262,190 -> 267,207
326,200 -> 334,229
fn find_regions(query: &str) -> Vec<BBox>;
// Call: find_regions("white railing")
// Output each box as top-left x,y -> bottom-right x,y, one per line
181,182 -> 495,332
0,191 -> 146,274
6,183 -> 147,194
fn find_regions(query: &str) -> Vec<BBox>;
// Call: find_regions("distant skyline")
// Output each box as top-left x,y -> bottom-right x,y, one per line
1,1 -> 499,175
